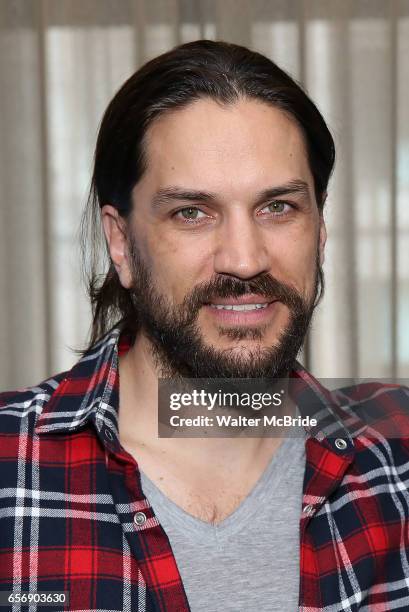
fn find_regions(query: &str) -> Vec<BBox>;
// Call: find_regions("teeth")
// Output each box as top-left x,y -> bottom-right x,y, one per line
210,303 -> 269,311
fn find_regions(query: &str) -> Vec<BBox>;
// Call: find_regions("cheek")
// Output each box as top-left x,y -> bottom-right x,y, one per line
272,230 -> 319,294
296,240 -> 320,296
141,231 -> 209,300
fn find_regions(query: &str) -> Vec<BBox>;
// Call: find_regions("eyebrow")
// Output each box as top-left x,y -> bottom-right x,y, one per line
151,179 -> 311,209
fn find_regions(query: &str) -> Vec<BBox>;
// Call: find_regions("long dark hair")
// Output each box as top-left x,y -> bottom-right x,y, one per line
80,39 -> 335,351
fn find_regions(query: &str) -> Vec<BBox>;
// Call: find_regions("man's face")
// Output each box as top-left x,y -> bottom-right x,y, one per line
119,98 -> 326,377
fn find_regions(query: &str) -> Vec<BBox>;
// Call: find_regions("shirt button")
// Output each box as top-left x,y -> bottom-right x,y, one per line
303,504 -> 315,516
335,438 -> 347,450
104,428 -> 114,441
134,512 -> 147,526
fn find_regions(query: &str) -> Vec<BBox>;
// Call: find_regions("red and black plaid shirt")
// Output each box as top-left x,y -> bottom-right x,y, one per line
1,327 -> 409,611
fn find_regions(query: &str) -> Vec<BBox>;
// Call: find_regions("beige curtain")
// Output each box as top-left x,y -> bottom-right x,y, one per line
1,0 -> 408,390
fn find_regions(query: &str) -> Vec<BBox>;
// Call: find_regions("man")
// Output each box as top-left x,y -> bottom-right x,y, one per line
1,40 -> 408,612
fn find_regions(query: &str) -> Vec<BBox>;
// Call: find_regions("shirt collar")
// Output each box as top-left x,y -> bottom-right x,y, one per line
35,327 -> 367,458
35,327 -> 124,443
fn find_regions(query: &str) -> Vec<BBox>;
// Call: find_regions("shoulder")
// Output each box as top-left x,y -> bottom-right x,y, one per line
334,382 -> 409,469
0,372 -> 67,432
333,380 -> 409,428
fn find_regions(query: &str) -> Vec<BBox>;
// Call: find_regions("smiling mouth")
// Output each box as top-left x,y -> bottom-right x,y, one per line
203,297 -> 279,325
204,293 -> 274,310
209,302 -> 270,311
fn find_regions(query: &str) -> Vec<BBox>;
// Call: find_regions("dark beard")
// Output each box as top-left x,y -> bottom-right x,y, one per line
126,236 -> 323,379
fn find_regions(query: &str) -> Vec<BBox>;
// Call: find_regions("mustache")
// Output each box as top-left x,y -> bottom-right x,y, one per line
182,272 -> 306,313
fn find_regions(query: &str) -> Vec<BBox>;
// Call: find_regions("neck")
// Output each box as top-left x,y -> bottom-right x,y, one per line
117,331 -> 293,476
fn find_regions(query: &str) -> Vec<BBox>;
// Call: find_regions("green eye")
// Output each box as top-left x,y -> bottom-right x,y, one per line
174,206 -> 209,224
180,207 -> 200,219
267,201 -> 285,213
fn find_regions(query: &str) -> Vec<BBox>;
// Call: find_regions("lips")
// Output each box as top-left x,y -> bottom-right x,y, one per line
210,303 -> 269,311
203,297 -> 279,325
206,294 -> 272,306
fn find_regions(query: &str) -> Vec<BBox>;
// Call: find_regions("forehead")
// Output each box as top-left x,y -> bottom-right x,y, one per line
141,97 -> 313,197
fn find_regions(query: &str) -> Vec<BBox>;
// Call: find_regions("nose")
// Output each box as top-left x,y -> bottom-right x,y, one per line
213,210 -> 270,279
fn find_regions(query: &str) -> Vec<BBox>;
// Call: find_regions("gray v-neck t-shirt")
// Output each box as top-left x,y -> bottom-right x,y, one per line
140,431 -> 306,612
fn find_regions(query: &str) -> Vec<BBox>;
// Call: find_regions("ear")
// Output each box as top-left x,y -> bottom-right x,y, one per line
318,214 -> 327,267
317,192 -> 327,267
101,205 -> 133,289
